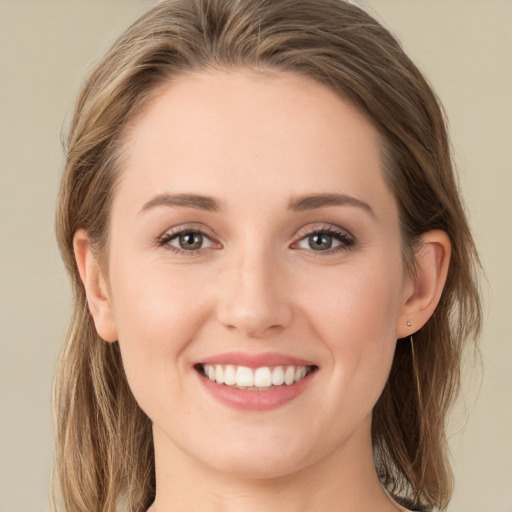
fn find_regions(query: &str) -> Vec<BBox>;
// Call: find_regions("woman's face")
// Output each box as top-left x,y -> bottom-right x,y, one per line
102,70 -> 414,478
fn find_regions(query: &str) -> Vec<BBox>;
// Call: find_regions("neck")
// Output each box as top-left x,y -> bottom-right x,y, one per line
148,419 -> 406,512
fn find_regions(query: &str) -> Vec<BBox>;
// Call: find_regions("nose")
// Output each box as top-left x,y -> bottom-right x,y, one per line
216,247 -> 293,339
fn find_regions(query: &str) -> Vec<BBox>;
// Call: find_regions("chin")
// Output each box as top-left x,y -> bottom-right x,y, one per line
187,425 -> 337,481
206,451 -> 311,481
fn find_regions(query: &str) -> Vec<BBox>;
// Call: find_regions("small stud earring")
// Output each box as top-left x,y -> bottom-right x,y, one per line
406,321 -> 412,327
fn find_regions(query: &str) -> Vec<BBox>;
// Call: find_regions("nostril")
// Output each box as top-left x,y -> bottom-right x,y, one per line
217,300 -> 293,338
214,262 -> 294,338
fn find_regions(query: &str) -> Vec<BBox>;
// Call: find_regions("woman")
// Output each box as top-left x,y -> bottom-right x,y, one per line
53,1 -> 481,511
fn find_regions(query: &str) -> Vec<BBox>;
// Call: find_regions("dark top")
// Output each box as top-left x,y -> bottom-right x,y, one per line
393,495 -> 432,511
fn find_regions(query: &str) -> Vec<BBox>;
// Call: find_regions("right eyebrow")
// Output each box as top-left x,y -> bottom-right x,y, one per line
139,193 -> 221,214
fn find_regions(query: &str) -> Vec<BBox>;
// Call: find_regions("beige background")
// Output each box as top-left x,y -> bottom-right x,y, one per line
0,1 -> 510,511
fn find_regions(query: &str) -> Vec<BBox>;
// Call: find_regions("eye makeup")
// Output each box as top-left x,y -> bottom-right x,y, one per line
155,222 -> 356,258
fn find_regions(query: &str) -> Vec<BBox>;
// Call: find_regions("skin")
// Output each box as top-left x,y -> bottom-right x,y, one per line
75,69 -> 451,512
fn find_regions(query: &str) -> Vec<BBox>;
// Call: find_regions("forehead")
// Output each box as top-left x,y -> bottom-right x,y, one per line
115,69 -> 395,218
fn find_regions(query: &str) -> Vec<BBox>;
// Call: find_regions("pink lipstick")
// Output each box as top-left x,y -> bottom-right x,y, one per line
194,352 -> 318,411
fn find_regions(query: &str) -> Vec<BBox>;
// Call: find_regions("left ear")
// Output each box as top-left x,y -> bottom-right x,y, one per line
396,230 -> 451,338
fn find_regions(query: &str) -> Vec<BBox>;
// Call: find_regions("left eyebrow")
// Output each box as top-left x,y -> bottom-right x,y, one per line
288,193 -> 375,218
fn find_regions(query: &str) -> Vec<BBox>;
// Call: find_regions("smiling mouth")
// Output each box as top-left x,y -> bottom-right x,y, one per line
195,364 -> 317,390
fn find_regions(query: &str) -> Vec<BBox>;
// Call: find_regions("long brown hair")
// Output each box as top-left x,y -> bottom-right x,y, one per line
53,1 -> 481,510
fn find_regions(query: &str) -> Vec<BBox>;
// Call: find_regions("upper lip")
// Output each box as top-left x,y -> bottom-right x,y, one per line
196,351 -> 316,368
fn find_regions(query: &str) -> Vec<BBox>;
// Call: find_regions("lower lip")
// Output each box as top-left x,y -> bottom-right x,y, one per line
197,370 -> 316,411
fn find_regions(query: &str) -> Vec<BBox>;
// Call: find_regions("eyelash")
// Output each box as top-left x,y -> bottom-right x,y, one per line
293,226 -> 355,255
157,225 -> 355,256
157,227 -> 219,256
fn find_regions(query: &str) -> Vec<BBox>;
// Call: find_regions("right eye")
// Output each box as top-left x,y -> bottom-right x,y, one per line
158,229 -> 217,254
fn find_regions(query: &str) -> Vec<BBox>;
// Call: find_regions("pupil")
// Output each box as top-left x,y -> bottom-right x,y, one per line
309,233 -> 332,250
179,232 -> 202,250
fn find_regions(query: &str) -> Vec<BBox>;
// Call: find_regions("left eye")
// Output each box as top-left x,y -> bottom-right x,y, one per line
296,229 -> 353,252
163,230 -> 215,251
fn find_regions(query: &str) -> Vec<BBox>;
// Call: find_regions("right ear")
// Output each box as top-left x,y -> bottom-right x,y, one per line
73,229 -> 118,342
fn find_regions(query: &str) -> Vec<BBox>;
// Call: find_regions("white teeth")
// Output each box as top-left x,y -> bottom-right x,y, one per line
201,364 -> 311,389
271,366 -> 285,385
224,365 -> 236,386
254,367 -> 272,387
284,366 -> 295,385
236,366 -> 254,387
294,366 -> 307,382
215,365 -> 224,384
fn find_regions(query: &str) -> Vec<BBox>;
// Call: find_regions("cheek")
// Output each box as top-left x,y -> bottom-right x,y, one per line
107,260 -> 211,400
297,258 -> 404,403
111,257 -> 208,336
300,255 -> 404,334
